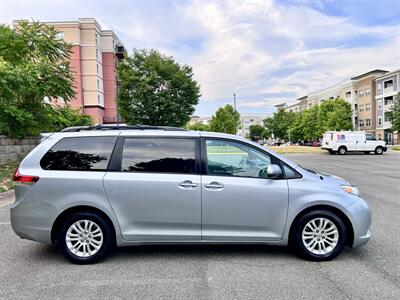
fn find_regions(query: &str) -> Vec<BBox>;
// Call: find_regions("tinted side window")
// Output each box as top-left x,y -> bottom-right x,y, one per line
121,138 -> 196,174
41,137 -> 117,171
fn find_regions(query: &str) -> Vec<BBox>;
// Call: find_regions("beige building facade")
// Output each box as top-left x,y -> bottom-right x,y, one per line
283,69 -> 389,136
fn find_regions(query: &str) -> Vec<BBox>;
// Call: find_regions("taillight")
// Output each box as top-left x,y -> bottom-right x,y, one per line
13,169 -> 39,185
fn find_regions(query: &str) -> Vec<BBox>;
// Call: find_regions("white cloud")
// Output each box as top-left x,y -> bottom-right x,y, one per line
0,0 -> 399,117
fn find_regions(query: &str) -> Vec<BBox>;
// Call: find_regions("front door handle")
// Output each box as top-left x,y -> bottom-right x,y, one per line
179,180 -> 198,189
204,181 -> 224,189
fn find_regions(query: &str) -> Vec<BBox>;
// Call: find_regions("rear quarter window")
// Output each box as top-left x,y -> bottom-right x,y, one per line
40,136 -> 117,171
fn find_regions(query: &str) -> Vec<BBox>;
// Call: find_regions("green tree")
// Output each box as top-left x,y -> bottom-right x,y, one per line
263,110 -> 296,140
188,122 -> 209,131
318,98 -> 353,136
249,124 -> 265,141
391,92 -> 400,132
0,21 -> 92,138
118,49 -> 201,127
209,105 -> 240,134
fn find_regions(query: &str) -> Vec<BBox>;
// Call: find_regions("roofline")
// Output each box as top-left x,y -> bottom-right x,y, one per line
351,69 -> 389,80
374,69 -> 400,81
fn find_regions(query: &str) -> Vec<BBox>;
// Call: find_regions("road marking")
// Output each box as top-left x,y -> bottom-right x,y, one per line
0,200 -> 14,207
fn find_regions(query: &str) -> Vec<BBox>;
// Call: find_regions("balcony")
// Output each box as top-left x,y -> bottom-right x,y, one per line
115,45 -> 127,60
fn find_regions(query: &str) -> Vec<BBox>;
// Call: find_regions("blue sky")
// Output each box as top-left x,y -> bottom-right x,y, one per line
1,0 -> 399,117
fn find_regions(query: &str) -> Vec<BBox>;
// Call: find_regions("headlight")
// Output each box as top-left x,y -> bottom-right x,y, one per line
341,185 -> 360,197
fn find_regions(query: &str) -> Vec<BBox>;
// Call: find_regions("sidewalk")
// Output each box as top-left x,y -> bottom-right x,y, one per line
0,190 -> 14,207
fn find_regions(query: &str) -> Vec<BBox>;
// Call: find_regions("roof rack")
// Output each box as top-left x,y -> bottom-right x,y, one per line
61,125 -> 188,132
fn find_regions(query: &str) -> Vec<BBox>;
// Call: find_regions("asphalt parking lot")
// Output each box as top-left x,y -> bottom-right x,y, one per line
1,152 -> 399,299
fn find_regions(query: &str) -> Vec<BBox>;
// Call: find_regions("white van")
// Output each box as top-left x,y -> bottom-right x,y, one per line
321,131 -> 387,155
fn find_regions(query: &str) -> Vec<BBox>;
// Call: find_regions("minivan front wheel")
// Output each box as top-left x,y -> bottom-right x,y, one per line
57,211 -> 114,264
291,210 -> 347,261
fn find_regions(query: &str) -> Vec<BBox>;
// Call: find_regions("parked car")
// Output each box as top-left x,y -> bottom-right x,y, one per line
11,125 -> 371,264
321,131 -> 387,155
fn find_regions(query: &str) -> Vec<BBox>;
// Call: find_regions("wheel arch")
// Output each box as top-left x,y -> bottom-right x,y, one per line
51,205 -> 117,244
288,204 -> 354,247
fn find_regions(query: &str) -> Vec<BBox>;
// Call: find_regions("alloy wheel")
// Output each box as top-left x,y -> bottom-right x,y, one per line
65,219 -> 103,257
302,217 -> 339,255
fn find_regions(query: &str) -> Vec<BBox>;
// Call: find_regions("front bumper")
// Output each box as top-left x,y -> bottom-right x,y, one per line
346,198 -> 372,247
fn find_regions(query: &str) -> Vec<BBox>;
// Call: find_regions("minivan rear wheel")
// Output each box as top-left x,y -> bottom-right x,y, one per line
57,211 -> 114,264
290,210 -> 347,261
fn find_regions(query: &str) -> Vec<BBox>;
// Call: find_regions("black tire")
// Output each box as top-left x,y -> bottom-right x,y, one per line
338,146 -> 347,155
57,211 -> 114,264
328,149 -> 336,155
375,146 -> 384,155
290,210 -> 347,261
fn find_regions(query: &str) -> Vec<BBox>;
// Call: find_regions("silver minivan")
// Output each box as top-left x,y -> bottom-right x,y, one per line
11,125 -> 371,264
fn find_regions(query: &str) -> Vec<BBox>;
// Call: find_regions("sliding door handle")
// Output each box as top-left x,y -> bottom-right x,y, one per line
204,181 -> 224,189
179,180 -> 198,189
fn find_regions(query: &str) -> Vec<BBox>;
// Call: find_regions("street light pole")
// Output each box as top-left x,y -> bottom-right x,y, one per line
116,76 -> 119,126
233,93 -> 237,111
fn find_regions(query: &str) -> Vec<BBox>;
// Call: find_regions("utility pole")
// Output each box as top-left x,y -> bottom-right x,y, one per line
233,93 -> 237,111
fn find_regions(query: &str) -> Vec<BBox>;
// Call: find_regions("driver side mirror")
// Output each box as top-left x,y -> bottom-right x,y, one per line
259,164 -> 282,179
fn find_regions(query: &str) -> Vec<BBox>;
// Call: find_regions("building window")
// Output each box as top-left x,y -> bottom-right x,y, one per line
378,116 -> 382,126
384,80 -> 393,89
98,94 -> 100,104
359,120 -> 364,127
96,49 -> 98,60
345,91 -> 351,98
95,33 -> 98,45
365,104 -> 370,112
358,104 -> 364,112
365,88 -> 370,96
384,112 -> 392,122
55,31 -> 64,40
96,64 -> 99,74
384,96 -> 393,106
359,90 -> 364,97
377,99 -> 382,110
366,119 -> 371,127
377,83 -> 382,95
112,40 -> 115,50
97,79 -> 100,90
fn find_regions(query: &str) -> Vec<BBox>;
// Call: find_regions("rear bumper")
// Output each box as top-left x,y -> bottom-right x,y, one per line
10,198 -> 57,244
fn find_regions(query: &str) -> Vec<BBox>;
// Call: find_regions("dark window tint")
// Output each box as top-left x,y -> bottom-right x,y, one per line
122,138 -> 196,174
41,137 -> 117,171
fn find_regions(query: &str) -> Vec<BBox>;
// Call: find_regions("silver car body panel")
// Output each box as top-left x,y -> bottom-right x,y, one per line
11,130 -> 371,248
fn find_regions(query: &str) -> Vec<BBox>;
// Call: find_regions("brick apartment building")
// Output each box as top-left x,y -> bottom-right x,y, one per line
13,18 -> 126,124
